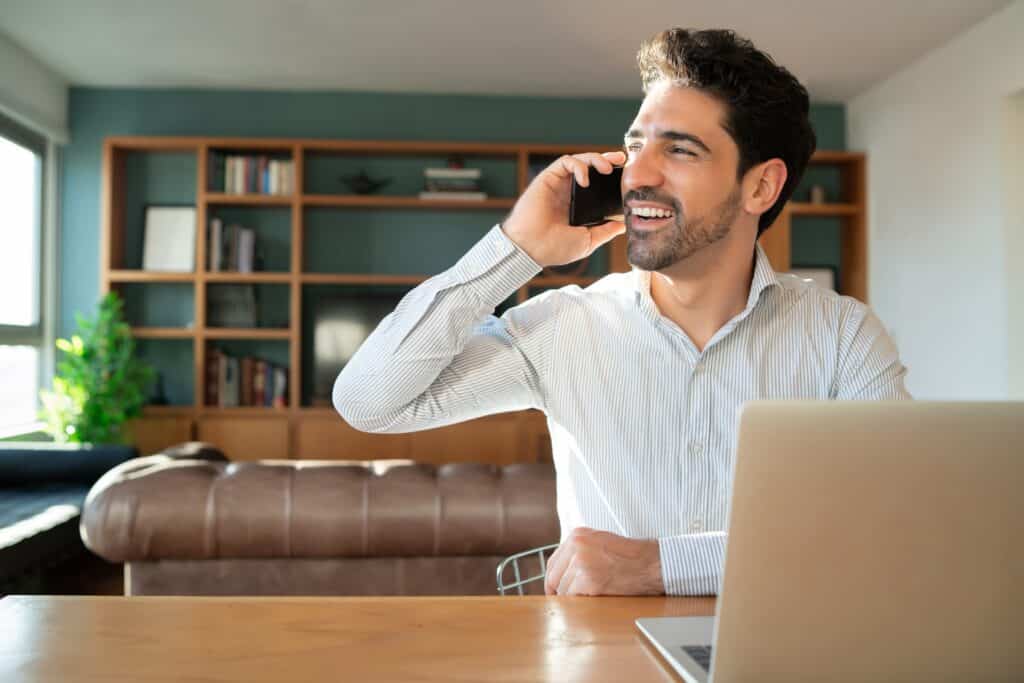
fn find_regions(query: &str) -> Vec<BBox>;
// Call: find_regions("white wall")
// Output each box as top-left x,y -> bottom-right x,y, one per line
0,30 -> 68,141
848,0 -> 1024,399
1004,91 -> 1024,397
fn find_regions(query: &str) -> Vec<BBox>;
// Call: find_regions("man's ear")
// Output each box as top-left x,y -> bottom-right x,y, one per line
742,159 -> 788,218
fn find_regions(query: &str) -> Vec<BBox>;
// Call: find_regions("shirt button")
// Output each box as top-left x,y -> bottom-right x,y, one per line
689,443 -> 701,456
690,519 -> 704,532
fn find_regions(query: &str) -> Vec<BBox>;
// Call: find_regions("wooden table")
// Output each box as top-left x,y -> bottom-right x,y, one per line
0,594 -> 715,682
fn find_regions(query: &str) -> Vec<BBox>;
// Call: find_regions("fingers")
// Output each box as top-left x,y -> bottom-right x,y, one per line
544,543 -> 572,595
589,219 -> 626,250
557,555 -> 579,595
550,151 -> 626,187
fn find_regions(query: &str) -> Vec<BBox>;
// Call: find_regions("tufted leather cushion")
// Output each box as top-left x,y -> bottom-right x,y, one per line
82,458 -> 558,563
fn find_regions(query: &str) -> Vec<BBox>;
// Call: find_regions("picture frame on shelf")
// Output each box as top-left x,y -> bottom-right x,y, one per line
789,265 -> 838,292
142,205 -> 196,272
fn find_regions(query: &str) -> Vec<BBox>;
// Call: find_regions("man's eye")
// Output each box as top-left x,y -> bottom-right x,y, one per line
670,147 -> 696,156
625,143 -> 642,153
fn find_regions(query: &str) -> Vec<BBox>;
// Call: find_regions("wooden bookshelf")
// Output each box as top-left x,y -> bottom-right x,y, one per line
758,152 -> 867,302
101,136 -> 866,461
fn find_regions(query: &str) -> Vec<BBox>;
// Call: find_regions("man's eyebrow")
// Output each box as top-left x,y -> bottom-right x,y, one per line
623,129 -> 712,154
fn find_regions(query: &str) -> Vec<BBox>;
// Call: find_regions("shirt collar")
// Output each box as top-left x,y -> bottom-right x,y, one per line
632,242 -> 780,319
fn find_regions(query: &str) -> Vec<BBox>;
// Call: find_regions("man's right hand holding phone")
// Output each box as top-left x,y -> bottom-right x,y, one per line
501,151 -> 626,268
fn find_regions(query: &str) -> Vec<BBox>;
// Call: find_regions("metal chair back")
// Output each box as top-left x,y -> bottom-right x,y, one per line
495,543 -> 559,595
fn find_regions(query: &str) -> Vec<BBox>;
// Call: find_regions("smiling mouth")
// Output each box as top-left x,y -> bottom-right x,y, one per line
628,207 -> 676,230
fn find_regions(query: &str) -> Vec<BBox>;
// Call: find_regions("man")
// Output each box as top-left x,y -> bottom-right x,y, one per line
333,28 -> 910,597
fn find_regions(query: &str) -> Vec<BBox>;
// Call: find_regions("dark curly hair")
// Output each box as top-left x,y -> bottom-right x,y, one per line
637,28 -> 816,236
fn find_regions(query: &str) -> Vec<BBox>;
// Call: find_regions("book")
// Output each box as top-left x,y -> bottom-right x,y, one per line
220,354 -> 239,407
237,228 -> 255,273
418,191 -> 488,201
253,360 -> 266,407
208,218 -> 223,271
424,167 -> 481,180
205,348 -> 221,406
272,367 -> 287,408
142,206 -> 196,272
240,357 -> 253,406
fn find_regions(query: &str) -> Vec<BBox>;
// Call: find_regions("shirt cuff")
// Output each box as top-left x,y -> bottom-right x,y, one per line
448,224 -> 543,305
657,532 -> 727,596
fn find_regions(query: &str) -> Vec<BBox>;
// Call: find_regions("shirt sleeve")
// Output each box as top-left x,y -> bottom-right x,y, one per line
832,301 -> 913,400
657,532 -> 727,596
332,224 -> 557,433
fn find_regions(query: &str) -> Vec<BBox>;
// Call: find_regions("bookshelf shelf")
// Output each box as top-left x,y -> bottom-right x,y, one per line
302,194 -> 516,210
103,136 -> 865,462
531,275 -> 600,288
131,327 -> 196,339
109,270 -> 195,283
200,407 -> 289,417
788,202 -> 859,217
204,272 -> 292,283
301,273 -> 429,286
142,405 -> 195,416
205,193 -> 294,205
203,328 -> 292,340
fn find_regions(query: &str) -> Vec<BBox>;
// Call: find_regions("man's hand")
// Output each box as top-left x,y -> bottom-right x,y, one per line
544,527 -> 665,596
501,151 -> 626,268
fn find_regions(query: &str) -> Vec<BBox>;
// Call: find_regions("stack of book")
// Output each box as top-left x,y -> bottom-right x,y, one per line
206,348 -> 287,408
207,218 -> 257,272
210,152 -> 294,196
419,167 -> 486,201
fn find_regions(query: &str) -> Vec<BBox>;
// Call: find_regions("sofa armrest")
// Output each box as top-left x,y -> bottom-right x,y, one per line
81,459 -> 558,563
158,442 -> 228,462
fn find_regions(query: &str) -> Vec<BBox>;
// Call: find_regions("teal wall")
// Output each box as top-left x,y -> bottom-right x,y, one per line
61,87 -> 846,336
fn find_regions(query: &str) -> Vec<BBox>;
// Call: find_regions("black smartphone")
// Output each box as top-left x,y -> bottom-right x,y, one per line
569,166 -> 624,227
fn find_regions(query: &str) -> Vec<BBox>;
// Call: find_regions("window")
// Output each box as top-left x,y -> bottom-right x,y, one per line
0,113 -> 47,435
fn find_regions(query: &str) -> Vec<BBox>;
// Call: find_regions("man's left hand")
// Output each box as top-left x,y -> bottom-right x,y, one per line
543,527 -> 665,596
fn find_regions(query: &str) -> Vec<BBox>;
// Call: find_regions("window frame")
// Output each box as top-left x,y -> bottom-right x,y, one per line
0,109 -> 55,436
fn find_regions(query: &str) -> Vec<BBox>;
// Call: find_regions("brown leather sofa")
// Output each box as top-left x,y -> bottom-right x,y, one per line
81,443 -> 559,596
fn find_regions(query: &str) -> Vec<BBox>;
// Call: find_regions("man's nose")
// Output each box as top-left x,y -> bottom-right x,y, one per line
622,149 -> 664,194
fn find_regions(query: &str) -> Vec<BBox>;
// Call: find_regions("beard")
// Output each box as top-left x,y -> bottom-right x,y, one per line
626,185 -> 742,271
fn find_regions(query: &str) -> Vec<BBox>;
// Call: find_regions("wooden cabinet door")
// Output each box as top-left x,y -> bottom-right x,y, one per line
125,416 -> 194,456
295,411 -> 552,465
294,417 -> 411,461
197,416 -> 290,461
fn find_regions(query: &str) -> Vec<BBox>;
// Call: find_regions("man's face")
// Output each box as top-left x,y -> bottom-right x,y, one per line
622,81 -> 745,271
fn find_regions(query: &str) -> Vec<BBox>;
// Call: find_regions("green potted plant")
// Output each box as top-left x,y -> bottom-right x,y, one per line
39,292 -> 155,444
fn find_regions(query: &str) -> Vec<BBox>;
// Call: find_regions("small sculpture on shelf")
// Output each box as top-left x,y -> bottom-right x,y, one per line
340,170 -> 391,195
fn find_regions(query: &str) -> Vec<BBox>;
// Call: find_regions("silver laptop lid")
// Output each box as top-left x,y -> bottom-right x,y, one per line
711,401 -> 1023,682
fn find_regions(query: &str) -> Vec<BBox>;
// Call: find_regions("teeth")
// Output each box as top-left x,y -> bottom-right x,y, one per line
631,206 -> 674,219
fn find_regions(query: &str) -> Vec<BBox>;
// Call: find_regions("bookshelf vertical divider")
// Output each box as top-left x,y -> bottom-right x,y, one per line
195,143 -> 209,411
289,143 -> 304,415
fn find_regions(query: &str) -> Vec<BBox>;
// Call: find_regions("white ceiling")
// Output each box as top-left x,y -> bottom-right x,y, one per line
0,0 -> 1012,102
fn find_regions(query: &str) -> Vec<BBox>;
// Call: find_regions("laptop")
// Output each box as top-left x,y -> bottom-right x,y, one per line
637,400 -> 1024,682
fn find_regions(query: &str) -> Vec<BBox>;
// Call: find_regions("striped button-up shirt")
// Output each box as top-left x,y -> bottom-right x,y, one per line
333,224 -> 911,595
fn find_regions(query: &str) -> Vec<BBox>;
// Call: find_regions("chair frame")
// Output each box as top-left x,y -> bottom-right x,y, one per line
495,543 -> 560,595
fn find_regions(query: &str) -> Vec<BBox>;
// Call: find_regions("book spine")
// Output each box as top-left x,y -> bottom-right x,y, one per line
253,359 -> 266,407
272,367 -> 287,408
238,228 -> 255,273
225,356 -> 240,407
209,218 -> 223,271
235,157 -> 245,195
217,352 -> 228,407
240,357 -> 253,407
265,361 -> 274,407
205,348 -> 220,407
